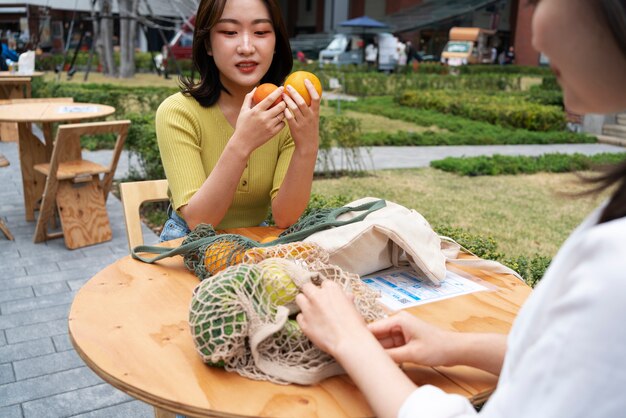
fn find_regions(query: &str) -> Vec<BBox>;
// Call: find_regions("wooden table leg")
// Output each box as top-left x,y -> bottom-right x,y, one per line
153,406 -> 176,418
17,122 -> 53,221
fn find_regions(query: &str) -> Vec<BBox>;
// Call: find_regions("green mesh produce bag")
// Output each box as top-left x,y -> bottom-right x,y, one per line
189,257 -> 384,384
131,200 -> 386,281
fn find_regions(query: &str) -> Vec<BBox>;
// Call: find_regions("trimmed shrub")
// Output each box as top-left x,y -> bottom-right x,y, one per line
435,224 -> 550,287
32,81 -> 177,115
124,112 -> 163,180
335,96 -> 593,145
318,115 -> 369,175
430,153 -> 626,176
398,90 -> 566,131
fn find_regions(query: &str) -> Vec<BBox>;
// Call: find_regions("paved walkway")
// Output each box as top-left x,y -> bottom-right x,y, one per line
0,138 -> 624,417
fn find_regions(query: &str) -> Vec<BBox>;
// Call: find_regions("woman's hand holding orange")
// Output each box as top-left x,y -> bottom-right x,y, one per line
282,78 -> 320,152
234,86 -> 288,155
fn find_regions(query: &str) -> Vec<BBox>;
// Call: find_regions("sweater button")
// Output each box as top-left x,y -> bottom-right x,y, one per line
242,180 -> 247,186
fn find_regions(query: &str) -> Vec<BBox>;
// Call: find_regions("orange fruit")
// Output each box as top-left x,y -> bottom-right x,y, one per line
252,83 -> 282,107
260,235 -> 280,244
284,71 -> 322,106
204,239 -> 245,274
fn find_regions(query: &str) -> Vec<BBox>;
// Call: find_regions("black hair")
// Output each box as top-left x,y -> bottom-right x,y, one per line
179,0 -> 293,107
591,0 -> 626,223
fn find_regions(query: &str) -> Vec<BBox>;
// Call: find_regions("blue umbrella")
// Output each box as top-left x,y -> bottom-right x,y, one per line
339,16 -> 389,29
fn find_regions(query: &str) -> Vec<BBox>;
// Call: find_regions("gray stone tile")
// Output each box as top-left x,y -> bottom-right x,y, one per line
0,330 -> 6,346
0,292 -> 76,315
0,405 -> 22,418
78,245 -> 115,259
52,334 -> 74,352
4,250 -> 76,269
0,338 -> 55,364
0,304 -> 70,330
57,254 -> 119,271
0,265 -> 26,280
0,367 -> 102,408
0,363 -> 14,385
66,278 -> 89,292
5,318 -> 67,344
0,287 -> 33,304
22,383 -> 134,418
70,400 -> 153,418
0,267 -> 100,291
25,262 -> 60,276
32,282 -> 70,297
0,247 -> 20,259
13,350 -> 83,381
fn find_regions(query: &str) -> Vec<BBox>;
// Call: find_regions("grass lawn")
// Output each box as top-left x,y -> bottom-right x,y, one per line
43,71 -> 180,88
312,168 -> 609,258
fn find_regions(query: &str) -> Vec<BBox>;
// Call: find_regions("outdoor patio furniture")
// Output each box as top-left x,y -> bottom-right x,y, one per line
119,179 -> 169,250
33,120 -> 130,249
0,97 -> 75,142
0,101 -> 116,221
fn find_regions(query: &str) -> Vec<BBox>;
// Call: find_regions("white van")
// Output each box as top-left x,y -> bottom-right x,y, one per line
319,33 -> 398,71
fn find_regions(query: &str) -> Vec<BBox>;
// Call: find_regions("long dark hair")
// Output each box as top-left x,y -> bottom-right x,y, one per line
592,0 -> 626,223
179,0 -> 293,107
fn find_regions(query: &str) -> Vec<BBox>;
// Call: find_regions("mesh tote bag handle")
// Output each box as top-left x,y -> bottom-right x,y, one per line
130,199 -> 386,264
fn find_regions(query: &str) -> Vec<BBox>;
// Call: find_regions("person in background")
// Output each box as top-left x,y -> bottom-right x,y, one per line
365,42 -> 378,70
405,40 -> 422,71
505,45 -> 516,64
155,0 -> 320,241
491,46 -> 498,64
0,37 -> 19,71
296,0 -> 626,417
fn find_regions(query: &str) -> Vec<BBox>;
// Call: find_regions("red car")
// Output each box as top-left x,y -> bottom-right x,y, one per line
162,16 -> 195,65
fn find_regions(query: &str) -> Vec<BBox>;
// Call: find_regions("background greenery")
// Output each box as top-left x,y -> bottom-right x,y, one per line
35,64 -> 619,287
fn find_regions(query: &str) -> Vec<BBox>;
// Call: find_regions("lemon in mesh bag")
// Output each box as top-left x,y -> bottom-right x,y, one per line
189,257 -> 385,384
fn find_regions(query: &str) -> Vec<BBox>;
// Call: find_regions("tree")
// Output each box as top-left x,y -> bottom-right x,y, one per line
119,0 -> 140,78
97,0 -> 116,77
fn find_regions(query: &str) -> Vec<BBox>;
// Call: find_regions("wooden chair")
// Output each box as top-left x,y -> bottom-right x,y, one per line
0,97 -> 74,142
119,179 -> 169,251
0,153 -> 14,240
33,120 -> 130,249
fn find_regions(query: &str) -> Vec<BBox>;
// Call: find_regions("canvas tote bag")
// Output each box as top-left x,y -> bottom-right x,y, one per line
303,197 -> 448,285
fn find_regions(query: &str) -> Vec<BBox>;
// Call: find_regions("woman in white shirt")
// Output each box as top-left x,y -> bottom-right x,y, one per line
295,1 -> 626,417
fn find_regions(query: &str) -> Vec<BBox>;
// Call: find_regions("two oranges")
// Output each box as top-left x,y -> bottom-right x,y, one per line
252,71 -> 323,107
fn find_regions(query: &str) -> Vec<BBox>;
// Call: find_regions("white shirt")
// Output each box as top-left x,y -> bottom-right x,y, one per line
399,202 -> 626,417
365,44 -> 377,62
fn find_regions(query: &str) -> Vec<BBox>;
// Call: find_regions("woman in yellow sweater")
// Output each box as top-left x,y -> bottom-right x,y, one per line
156,0 -> 320,241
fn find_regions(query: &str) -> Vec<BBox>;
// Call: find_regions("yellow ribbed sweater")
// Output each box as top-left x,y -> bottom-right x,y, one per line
155,92 -> 294,229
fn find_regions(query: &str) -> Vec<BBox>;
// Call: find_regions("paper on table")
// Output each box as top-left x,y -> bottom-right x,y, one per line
361,267 -> 489,310
57,105 -> 99,114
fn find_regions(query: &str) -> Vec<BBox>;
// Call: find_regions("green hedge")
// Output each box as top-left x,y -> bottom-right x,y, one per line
430,152 -> 626,176
335,96 -> 593,145
360,128 -> 592,146
32,80 -> 177,115
398,90 -> 565,132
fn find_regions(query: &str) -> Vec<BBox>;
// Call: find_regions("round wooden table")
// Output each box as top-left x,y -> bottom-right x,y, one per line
69,227 -> 531,417
0,101 -> 115,221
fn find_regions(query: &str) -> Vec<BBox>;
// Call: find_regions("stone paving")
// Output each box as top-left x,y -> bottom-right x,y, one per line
0,138 -> 624,417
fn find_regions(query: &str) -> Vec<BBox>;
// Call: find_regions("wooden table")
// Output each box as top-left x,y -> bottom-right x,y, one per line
69,227 -> 531,417
0,102 -> 115,221
0,71 -> 44,101
0,71 -> 45,142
